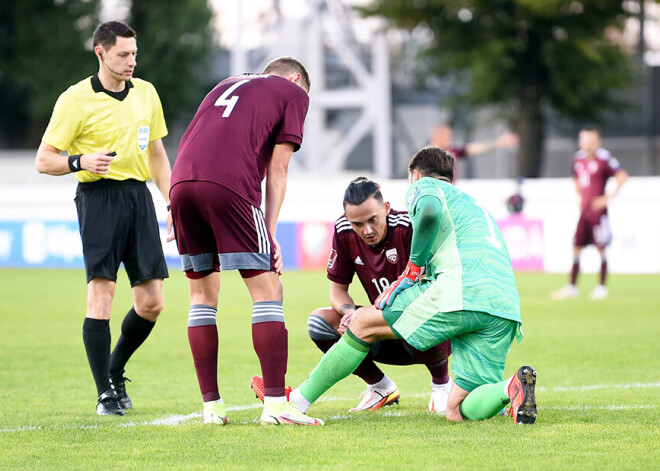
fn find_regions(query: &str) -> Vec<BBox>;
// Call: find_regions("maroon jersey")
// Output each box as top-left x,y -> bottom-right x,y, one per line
448,146 -> 467,180
327,210 -> 412,303
171,74 -> 309,207
572,148 -> 622,221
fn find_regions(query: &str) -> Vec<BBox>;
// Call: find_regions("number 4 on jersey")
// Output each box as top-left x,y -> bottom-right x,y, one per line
214,79 -> 250,118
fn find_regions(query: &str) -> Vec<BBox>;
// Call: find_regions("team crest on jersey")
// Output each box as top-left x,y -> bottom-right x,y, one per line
327,249 -> 337,269
138,126 -> 150,151
386,248 -> 398,264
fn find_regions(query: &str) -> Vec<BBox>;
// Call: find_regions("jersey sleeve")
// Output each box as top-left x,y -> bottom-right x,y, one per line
148,84 -> 168,141
607,157 -> 622,177
41,89 -> 84,152
275,93 -> 309,151
326,231 -> 354,285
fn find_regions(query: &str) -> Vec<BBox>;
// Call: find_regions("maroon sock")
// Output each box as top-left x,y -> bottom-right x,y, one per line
570,258 -> 580,285
188,305 -> 220,401
408,341 -> 450,385
188,324 -> 220,402
600,258 -> 607,285
252,301 -> 290,397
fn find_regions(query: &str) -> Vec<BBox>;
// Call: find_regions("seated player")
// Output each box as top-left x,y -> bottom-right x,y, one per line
286,147 -> 538,425
252,178 -> 452,412
308,177 -> 452,412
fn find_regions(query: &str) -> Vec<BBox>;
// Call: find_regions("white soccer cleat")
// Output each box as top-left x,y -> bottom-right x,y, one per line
590,284 -> 608,300
260,401 -> 324,426
203,400 -> 230,425
349,383 -> 400,412
550,284 -> 579,300
428,378 -> 452,414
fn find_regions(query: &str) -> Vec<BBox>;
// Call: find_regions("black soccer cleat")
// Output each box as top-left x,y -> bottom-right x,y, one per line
507,365 -> 537,425
109,370 -> 132,410
96,390 -> 124,416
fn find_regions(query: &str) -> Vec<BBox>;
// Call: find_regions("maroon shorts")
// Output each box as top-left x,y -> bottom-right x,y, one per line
574,212 -> 611,248
170,181 -> 275,278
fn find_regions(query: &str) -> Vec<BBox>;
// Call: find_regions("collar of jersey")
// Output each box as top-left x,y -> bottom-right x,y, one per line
91,74 -> 134,101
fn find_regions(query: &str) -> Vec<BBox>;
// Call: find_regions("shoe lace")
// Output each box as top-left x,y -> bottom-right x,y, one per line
111,374 -> 131,396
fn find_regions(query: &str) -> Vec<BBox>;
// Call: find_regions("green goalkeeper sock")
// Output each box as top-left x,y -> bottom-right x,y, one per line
459,381 -> 510,421
299,330 -> 370,403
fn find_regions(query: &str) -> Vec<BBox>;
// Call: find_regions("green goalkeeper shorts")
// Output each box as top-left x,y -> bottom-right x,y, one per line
382,283 -> 519,392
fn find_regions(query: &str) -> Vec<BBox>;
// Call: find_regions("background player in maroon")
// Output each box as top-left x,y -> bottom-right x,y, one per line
429,124 -> 519,180
170,57 -> 322,426
308,178 -> 452,413
551,127 -> 628,301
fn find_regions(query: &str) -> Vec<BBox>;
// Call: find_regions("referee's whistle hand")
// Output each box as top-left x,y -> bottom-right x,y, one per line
82,151 -> 115,174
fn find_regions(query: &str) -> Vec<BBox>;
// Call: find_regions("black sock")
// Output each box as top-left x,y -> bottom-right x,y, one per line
109,307 -> 156,377
82,318 -> 111,395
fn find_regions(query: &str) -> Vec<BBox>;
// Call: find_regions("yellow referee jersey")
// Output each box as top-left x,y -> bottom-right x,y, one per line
42,75 -> 168,183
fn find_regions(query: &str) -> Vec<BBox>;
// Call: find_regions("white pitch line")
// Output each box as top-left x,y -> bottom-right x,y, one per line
1,381 -> 659,433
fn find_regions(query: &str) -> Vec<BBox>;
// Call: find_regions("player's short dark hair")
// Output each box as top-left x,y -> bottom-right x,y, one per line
263,56 -> 311,92
580,126 -> 601,136
93,21 -> 136,50
343,177 -> 383,209
408,146 -> 455,183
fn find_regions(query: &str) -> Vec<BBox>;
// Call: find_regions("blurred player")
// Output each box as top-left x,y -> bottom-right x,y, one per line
170,57 -> 323,426
287,147 -> 537,425
551,127 -> 628,301
430,124 -> 519,179
253,177 -> 453,413
35,21 -> 172,416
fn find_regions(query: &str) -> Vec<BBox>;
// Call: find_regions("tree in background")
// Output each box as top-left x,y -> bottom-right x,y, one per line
0,0 -> 216,149
359,0 -> 635,177
0,0 -> 99,147
128,0 -> 216,136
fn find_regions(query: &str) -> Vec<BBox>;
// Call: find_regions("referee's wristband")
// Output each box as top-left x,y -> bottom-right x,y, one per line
67,154 -> 82,172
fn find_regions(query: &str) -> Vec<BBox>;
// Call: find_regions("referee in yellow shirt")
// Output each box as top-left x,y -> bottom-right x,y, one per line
36,21 -> 173,416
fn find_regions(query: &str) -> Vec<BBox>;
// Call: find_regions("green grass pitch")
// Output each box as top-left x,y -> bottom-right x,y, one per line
0,268 -> 658,470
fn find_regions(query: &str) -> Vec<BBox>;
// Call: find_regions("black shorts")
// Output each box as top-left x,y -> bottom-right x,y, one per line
75,179 -> 168,286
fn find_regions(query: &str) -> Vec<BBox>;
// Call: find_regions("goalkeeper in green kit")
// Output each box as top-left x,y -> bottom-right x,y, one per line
288,147 -> 538,424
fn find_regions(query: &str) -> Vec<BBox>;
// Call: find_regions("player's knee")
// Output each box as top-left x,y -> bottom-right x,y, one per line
349,308 -> 384,343
136,296 -> 164,321
307,313 -> 340,341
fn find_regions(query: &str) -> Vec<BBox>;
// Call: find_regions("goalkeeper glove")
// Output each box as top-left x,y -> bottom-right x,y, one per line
375,261 -> 424,310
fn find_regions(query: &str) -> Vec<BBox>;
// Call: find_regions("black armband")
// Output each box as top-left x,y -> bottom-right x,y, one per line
166,204 -> 171,212
68,154 -> 82,172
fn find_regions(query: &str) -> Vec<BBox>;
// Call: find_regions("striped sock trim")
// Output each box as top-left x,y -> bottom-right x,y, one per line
187,304 -> 217,327
308,314 -> 340,340
252,301 -> 284,324
345,329 -> 371,352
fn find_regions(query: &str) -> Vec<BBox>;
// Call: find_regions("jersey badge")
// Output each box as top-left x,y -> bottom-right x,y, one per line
138,126 -> 150,151
386,248 -> 398,264
327,249 -> 337,269
354,256 -> 364,266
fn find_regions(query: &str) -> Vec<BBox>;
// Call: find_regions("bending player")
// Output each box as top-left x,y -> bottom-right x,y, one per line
253,178 -> 452,412
287,147 -> 538,425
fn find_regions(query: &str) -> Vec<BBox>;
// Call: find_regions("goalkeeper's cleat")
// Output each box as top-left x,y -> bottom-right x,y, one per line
428,378 -> 452,414
203,400 -> 230,425
550,284 -> 579,300
96,390 -> 124,416
109,370 -> 132,410
250,375 -> 291,402
260,401 -> 324,426
349,384 -> 400,412
507,365 -> 537,425
589,284 -> 608,300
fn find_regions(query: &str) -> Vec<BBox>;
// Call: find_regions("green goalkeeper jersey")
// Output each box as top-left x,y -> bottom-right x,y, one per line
406,177 -> 521,323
